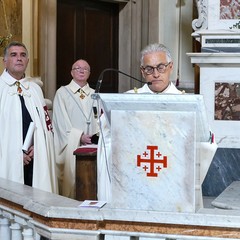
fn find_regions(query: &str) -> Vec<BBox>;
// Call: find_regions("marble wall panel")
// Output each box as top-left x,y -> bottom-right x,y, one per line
208,0 -> 240,29
202,148 -> 240,197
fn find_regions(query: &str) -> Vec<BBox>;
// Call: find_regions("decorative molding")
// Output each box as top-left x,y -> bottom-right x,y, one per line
192,0 -> 208,31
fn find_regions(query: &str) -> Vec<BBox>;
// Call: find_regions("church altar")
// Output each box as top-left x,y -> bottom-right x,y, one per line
189,1 -> 240,148
187,0 -> 240,200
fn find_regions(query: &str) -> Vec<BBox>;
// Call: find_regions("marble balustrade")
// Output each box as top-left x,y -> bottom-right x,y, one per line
1,178 -> 240,240
0,208 -> 35,240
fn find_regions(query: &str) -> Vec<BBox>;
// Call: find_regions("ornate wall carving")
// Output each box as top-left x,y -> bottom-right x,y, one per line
192,0 -> 208,30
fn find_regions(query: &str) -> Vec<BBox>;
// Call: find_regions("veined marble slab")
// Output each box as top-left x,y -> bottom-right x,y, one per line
97,93 -> 210,142
110,110 -> 197,213
212,181 -> 240,210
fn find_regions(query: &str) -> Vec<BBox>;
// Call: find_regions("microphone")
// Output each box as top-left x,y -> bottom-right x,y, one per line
94,68 -> 149,93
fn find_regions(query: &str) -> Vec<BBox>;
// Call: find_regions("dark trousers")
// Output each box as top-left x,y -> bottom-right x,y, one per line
24,159 -> 34,186
19,95 -> 33,186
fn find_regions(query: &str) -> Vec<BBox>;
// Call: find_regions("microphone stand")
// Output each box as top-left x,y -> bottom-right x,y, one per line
94,68 -> 147,94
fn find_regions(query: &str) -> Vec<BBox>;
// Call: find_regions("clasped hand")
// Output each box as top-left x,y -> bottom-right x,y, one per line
80,133 -> 92,145
23,145 -> 34,165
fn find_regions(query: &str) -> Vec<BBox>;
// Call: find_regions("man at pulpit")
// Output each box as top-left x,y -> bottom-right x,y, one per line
97,43 -> 183,202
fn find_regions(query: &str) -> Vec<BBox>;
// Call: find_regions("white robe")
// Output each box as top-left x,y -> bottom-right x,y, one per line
52,80 -> 99,198
97,82 -> 182,201
126,82 -> 183,94
0,70 -> 58,193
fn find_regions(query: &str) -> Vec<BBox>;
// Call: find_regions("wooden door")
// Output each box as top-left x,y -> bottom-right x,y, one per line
57,0 -> 119,93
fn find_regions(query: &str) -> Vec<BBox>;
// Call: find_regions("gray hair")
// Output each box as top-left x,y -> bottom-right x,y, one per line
140,43 -> 172,66
3,41 -> 28,58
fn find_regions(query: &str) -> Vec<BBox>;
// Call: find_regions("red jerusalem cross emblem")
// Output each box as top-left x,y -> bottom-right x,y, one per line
137,145 -> 168,177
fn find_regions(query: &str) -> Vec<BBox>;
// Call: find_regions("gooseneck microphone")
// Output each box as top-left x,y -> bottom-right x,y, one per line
94,68 -> 150,93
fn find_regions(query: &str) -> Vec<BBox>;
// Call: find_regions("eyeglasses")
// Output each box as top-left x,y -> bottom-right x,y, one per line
141,62 -> 171,75
72,67 -> 90,73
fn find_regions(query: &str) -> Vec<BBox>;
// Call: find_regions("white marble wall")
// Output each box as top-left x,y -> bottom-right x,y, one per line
187,52 -> 240,148
200,66 -> 240,148
190,2 -> 240,200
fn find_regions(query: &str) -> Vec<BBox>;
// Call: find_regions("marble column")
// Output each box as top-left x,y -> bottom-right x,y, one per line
10,222 -> 22,240
0,218 -> 11,240
22,228 -> 34,240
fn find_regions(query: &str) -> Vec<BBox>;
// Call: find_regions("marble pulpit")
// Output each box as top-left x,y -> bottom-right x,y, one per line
96,93 -> 213,213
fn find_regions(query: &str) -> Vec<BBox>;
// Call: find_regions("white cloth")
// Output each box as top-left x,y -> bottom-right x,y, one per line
126,82 -> 183,94
97,82 -> 182,201
0,70 -> 58,193
52,80 -> 99,198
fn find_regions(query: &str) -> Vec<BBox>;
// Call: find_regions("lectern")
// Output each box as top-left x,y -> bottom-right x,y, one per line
96,93 -> 211,213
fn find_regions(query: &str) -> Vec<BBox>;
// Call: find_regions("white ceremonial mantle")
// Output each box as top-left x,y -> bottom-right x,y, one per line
97,93 -> 212,213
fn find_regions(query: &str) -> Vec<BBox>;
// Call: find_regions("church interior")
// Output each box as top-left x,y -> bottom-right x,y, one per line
0,0 -> 240,239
